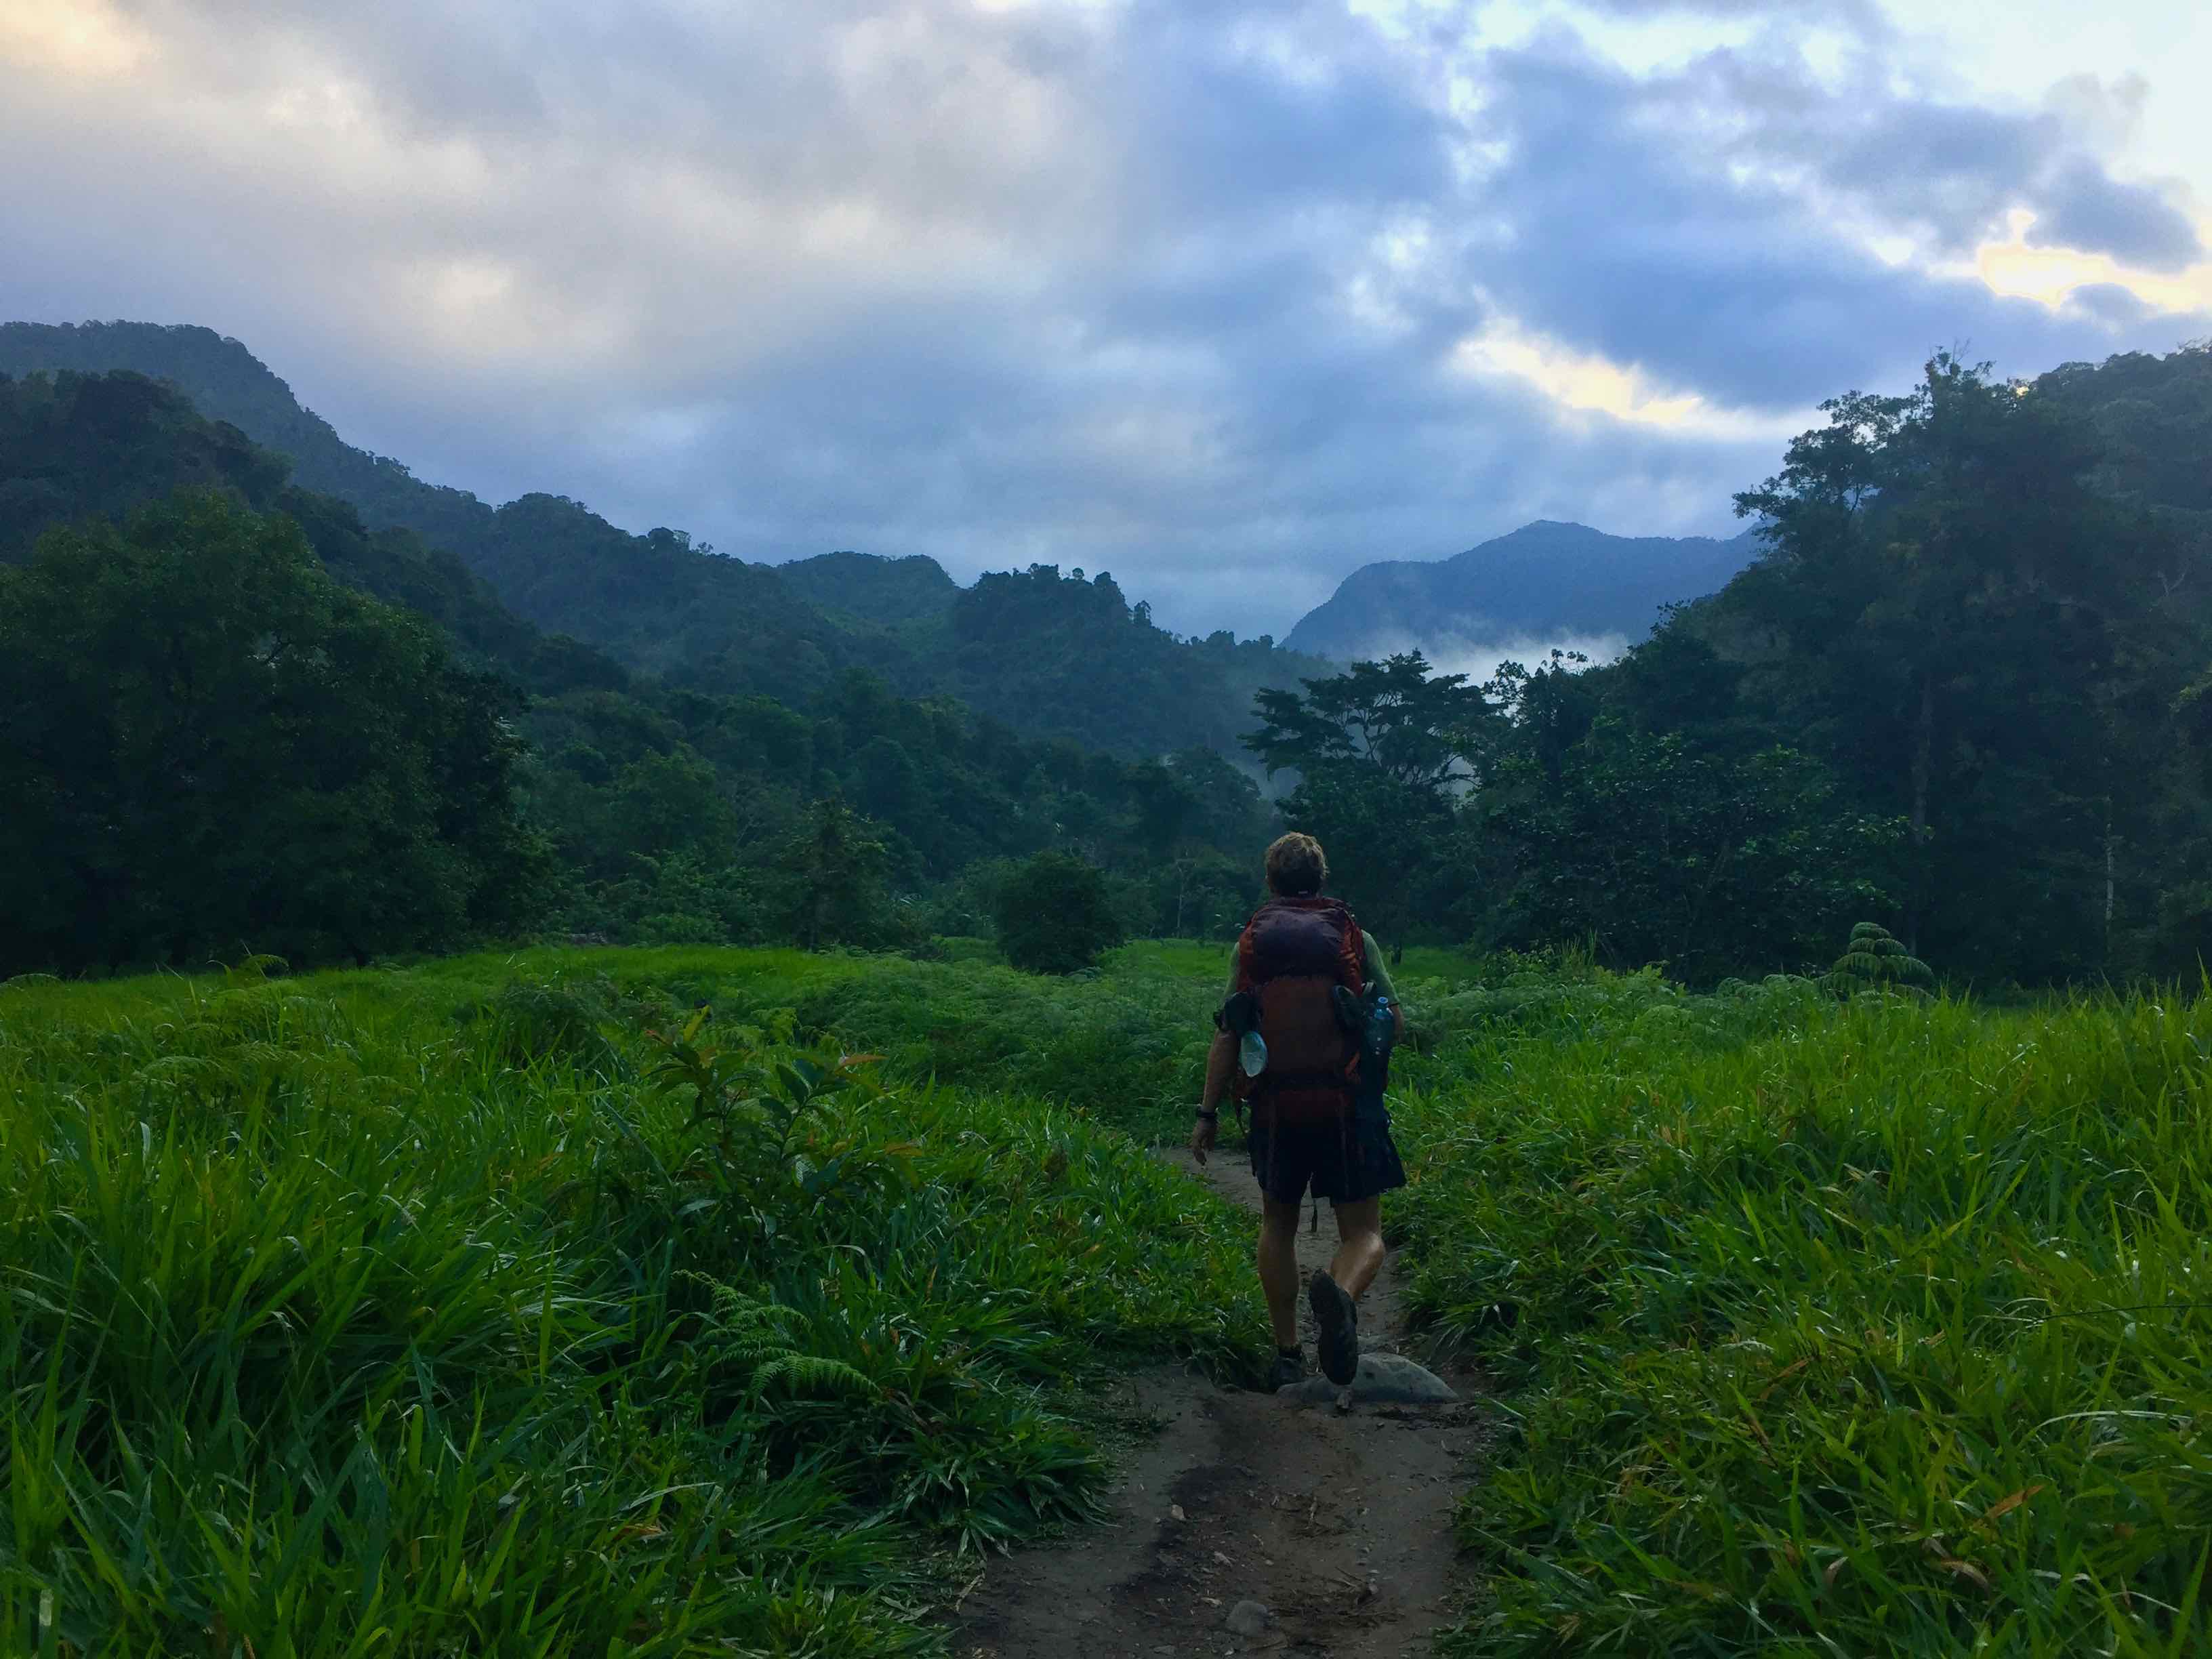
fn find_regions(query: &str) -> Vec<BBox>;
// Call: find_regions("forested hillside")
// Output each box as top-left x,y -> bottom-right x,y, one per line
0,321 -> 1330,754
775,549 -> 960,623
5,343 -> 2207,989
0,368 -> 630,699
0,369 -> 1280,975
1254,348 -> 2212,987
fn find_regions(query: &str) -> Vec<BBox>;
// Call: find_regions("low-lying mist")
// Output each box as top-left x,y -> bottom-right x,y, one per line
1333,627 -> 1633,682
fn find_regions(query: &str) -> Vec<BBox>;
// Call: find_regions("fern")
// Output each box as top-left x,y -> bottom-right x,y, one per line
696,1283 -> 876,1400
1823,922 -> 1935,996
754,1355 -> 874,1399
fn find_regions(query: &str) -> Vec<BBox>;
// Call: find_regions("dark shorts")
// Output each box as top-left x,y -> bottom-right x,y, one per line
1248,1096 -> 1407,1207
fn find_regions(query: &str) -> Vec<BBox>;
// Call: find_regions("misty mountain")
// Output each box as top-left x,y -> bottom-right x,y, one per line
0,321 -> 1328,758
1284,519 -> 1762,667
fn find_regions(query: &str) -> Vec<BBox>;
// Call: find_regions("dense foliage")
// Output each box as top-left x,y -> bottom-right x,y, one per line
5,341 -> 2208,990
0,949 -> 1265,1655
1250,350 -> 2212,987
1715,352 -> 2206,980
0,369 -> 632,701
0,369 -> 1279,972
526,674 -> 1275,953
0,491 -> 546,975
994,851 -> 1126,975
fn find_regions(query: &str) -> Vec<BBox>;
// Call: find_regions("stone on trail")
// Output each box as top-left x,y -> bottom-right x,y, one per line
1225,1599 -> 1276,1636
1276,1352 -> 1456,1406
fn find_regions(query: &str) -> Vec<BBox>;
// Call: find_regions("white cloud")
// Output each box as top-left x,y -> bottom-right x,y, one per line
1,0 -> 2205,642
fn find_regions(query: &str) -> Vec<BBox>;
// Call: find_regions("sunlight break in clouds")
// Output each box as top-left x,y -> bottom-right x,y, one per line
0,0 -> 148,77
1450,319 -> 1805,443
1972,209 -> 2212,317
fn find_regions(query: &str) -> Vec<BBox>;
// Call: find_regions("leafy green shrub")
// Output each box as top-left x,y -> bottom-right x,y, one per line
994,851 -> 1124,975
456,972 -> 628,1071
1824,918 -> 1935,996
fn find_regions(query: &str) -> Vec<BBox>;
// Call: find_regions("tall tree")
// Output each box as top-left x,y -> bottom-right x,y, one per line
773,798 -> 901,951
0,490 -> 548,972
1729,354 -> 2203,979
1242,654 -> 1494,937
1245,653 -> 1498,790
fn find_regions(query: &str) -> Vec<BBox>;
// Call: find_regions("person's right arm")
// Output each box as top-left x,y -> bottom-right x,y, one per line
1192,1030 -> 1233,1163
1192,947 -> 1242,1163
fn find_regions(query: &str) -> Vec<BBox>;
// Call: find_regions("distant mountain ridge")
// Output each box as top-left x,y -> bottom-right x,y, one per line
0,368 -> 634,701
0,321 -> 1329,758
773,550 -> 959,626
1285,519 -> 1763,665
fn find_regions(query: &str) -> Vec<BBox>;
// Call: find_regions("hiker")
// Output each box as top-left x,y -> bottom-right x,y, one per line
1190,833 -> 1407,1392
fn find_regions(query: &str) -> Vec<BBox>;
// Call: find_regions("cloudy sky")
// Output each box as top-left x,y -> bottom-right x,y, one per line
5,0 -> 2209,637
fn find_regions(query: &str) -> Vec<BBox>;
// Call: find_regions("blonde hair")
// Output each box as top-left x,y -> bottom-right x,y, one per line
1264,832 -> 1328,897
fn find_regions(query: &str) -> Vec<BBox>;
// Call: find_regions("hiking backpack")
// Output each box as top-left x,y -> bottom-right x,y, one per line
1231,896 -> 1365,1134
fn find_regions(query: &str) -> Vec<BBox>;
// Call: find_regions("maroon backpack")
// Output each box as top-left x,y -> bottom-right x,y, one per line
1231,896 -> 1365,1135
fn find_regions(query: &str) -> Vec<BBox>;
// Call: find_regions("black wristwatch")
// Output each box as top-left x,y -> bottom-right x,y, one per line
1194,1108 -> 1218,1122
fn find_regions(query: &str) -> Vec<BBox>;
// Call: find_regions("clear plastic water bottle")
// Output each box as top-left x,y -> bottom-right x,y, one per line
1364,995 -> 1396,1060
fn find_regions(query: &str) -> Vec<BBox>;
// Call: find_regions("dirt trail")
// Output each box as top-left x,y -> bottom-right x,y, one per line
951,1149 -> 1486,1658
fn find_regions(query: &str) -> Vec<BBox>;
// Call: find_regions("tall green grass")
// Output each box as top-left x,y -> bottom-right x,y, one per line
743,949 -> 1222,1144
1389,963 -> 2212,1656
16,937 -> 2205,1656
0,953 -> 1266,1655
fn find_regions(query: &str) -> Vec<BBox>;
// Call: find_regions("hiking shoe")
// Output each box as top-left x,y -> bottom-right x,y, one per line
1266,1348 -> 1306,1391
1309,1269 -> 1359,1387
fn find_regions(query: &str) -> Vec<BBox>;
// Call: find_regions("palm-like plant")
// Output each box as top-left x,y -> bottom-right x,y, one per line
1824,921 -> 1935,996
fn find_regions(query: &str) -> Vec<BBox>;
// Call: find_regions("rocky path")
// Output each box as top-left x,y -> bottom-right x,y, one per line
950,1149 -> 1486,1658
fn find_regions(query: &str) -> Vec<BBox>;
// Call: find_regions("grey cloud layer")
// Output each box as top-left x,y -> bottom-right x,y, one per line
5,0 -> 2205,636
1460,27 -> 2205,411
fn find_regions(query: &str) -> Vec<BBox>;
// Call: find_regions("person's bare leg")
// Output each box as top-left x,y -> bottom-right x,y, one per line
1328,1197 -> 1385,1301
1258,1196 -> 1304,1349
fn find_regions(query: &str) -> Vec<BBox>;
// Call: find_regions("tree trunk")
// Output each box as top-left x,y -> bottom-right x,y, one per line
1906,674 -> 1934,954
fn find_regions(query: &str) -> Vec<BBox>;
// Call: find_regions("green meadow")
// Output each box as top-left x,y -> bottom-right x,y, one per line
4,945 -> 2209,1656
0,949 -> 1262,1656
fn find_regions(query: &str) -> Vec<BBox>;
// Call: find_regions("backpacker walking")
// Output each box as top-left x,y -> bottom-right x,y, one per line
1190,833 -> 1407,1391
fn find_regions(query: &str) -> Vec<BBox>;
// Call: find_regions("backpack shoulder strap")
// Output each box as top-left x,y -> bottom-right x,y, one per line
1336,908 -> 1365,997
1234,911 -> 1263,995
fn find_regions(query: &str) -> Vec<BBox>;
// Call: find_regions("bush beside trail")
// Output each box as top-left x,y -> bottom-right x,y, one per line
0,951 -> 1265,1656
993,852 -> 1125,976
